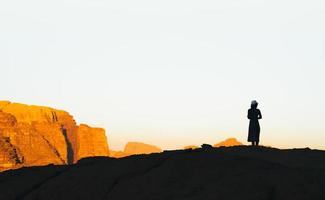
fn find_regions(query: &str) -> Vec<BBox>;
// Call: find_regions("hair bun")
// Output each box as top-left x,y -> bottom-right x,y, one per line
251,100 -> 258,105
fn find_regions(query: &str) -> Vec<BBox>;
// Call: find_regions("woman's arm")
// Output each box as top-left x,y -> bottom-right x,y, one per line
258,110 -> 262,119
247,110 -> 251,119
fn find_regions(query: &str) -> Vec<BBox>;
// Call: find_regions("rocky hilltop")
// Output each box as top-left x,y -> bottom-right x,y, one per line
0,101 -> 109,171
1,146 -> 325,200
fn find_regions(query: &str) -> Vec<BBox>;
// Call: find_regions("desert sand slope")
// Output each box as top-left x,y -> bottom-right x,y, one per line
1,146 -> 325,200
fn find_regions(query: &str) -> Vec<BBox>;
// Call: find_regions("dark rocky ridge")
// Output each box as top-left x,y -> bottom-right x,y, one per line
1,146 -> 325,200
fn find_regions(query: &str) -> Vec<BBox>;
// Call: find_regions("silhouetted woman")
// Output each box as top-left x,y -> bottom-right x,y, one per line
247,100 -> 262,146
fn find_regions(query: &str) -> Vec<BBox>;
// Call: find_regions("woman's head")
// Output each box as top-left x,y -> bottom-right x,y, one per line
251,100 -> 258,108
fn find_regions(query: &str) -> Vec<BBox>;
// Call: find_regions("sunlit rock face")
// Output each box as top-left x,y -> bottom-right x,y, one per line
214,138 -> 243,147
0,101 -> 109,171
0,111 -> 23,169
0,110 -> 65,171
76,124 -> 109,161
124,142 -> 162,155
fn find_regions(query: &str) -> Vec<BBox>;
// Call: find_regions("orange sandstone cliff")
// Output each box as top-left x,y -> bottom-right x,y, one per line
76,124 -> 109,160
0,101 -> 109,171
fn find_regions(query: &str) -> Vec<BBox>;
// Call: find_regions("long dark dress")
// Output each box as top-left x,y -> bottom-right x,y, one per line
247,108 -> 262,142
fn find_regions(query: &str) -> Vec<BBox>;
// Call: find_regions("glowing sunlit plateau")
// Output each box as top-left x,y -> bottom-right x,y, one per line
1,0 -> 325,151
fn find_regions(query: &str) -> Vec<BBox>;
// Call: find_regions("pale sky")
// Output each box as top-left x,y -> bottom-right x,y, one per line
1,0 -> 325,150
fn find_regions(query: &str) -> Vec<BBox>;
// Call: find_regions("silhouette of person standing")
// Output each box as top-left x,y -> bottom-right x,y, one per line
247,100 -> 262,146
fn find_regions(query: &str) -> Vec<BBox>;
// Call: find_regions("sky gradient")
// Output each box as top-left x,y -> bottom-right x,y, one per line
1,0 -> 325,150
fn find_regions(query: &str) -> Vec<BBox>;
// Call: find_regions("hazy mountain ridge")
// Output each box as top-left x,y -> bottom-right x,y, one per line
110,139 -> 243,158
1,146 -> 325,200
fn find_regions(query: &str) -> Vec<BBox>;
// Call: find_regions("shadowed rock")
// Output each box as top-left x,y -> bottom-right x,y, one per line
2,146 -> 325,200
201,143 -> 213,149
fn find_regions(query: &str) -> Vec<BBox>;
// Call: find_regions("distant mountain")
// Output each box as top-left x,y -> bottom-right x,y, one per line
0,101 -> 109,172
124,142 -> 162,154
109,142 -> 162,158
214,138 -> 243,147
111,139 -> 243,158
2,146 -> 325,200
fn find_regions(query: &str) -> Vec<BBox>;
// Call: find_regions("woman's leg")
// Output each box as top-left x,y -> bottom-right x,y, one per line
251,141 -> 255,146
